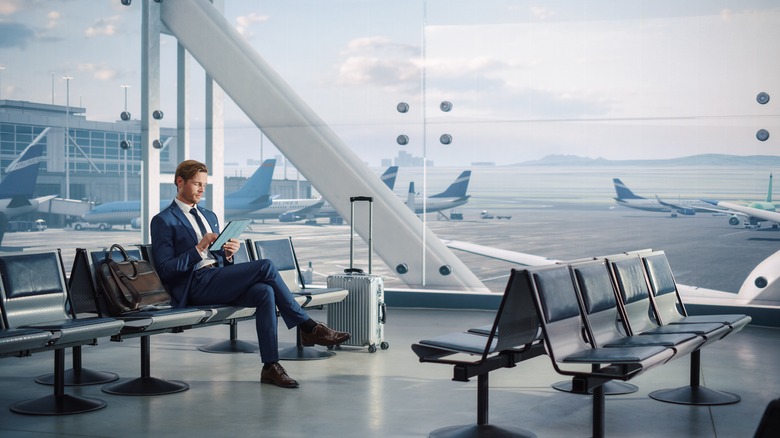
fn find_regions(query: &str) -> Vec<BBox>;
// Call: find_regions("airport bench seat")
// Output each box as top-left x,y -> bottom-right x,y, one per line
641,250 -> 751,332
573,259 -> 705,356
411,269 -> 544,438
526,264 -> 675,438
68,247 -> 207,396
250,237 -> 348,360
0,327 -> 53,358
0,250 -> 124,415
608,253 -> 744,405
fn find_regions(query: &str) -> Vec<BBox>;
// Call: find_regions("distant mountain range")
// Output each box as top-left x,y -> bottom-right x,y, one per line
515,154 -> 780,166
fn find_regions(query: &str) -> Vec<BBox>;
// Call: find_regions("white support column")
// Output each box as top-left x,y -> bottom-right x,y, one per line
141,0 -> 162,244
205,0 -> 225,222
177,42 -> 190,165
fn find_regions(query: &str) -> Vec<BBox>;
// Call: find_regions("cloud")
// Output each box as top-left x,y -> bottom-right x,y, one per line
78,63 -> 119,81
84,15 -> 120,38
336,37 -> 424,90
235,12 -> 268,38
0,0 -> 25,16
46,10 -> 60,29
0,20 -> 35,48
342,36 -> 418,56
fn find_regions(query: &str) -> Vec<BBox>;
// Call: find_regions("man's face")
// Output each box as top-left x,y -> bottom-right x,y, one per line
176,171 -> 208,206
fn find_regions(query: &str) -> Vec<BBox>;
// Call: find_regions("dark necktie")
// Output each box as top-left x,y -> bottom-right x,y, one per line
189,207 -> 208,236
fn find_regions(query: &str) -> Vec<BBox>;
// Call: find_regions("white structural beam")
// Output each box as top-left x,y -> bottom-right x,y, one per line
141,0 -> 162,244
204,0 -> 225,220
159,0 -> 485,290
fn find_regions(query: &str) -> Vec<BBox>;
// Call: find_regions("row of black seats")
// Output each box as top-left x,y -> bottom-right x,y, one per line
412,250 -> 750,438
0,237 -> 348,415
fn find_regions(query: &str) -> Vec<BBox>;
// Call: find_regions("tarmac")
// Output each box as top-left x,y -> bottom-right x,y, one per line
1,204 -> 776,295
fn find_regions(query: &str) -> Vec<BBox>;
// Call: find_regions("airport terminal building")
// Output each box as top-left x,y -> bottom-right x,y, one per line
0,99 -> 310,226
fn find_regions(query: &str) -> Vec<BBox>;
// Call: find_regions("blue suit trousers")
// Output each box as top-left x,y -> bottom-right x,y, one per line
188,259 -> 309,363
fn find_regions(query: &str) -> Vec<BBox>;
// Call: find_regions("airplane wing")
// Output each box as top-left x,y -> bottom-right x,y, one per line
714,201 -> 780,224
653,195 -> 729,215
445,238 -> 779,308
443,239 -> 558,266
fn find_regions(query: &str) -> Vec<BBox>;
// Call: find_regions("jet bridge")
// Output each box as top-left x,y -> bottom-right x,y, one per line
139,0 -> 485,290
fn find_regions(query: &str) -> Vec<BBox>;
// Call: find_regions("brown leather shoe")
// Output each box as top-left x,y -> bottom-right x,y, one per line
260,363 -> 299,388
300,322 -> 351,347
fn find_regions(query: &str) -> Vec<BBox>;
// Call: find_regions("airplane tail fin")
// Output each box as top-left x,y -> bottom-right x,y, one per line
612,178 -> 644,200
381,166 -> 398,190
0,134 -> 48,199
228,159 -> 276,200
406,182 -> 416,210
767,173 -> 773,204
431,170 -> 471,198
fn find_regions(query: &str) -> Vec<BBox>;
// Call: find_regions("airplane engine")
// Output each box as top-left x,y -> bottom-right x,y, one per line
679,208 -> 695,216
729,215 -> 741,226
130,217 -> 143,229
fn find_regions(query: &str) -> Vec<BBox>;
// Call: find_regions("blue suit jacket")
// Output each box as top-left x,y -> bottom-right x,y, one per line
151,201 -> 231,307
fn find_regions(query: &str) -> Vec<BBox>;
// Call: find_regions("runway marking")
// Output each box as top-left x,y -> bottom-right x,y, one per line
721,230 -> 752,237
481,273 -> 512,282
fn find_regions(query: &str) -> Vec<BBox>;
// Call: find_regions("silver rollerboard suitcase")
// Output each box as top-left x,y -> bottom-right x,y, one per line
327,196 -> 388,353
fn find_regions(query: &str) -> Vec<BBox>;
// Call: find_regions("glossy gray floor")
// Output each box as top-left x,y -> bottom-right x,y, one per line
0,307 -> 777,438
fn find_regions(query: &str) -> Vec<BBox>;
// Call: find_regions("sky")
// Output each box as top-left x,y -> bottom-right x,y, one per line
1,0 -> 779,168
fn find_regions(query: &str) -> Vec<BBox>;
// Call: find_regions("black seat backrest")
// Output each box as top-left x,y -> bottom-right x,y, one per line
527,264 -> 589,362
641,251 -> 686,324
0,250 -> 71,327
252,238 -> 297,271
574,260 -> 618,316
572,259 -> 625,346
251,238 -> 302,292
608,255 -> 659,334
490,269 -> 539,354
67,247 -> 146,317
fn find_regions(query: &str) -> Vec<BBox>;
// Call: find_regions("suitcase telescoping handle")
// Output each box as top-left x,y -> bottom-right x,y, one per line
348,196 -> 373,274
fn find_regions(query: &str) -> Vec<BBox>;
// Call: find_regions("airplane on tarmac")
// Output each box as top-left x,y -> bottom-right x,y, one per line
657,173 -> 776,228
80,159 -> 277,228
404,170 -> 472,218
248,166 -> 398,224
705,200 -> 780,229
612,177 -> 726,217
708,173 -> 776,228
0,130 -> 58,245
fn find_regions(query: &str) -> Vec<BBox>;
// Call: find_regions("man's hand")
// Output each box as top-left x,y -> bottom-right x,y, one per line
222,238 -> 240,260
196,232 -> 218,253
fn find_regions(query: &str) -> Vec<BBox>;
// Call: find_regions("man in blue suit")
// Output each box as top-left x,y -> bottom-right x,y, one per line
151,160 -> 349,388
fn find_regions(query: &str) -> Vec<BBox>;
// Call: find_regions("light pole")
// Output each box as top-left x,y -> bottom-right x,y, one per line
120,84 -> 131,201
63,75 -> 73,200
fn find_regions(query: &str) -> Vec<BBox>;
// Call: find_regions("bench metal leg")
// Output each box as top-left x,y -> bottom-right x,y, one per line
279,326 -> 334,361
649,349 -> 740,405
11,348 -> 107,415
429,373 -> 537,438
102,335 -> 189,396
197,319 -> 259,354
35,345 -> 119,386
552,379 -> 638,395
592,383 -> 605,438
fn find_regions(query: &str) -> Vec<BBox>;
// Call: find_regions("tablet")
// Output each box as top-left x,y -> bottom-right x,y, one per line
208,219 -> 251,251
